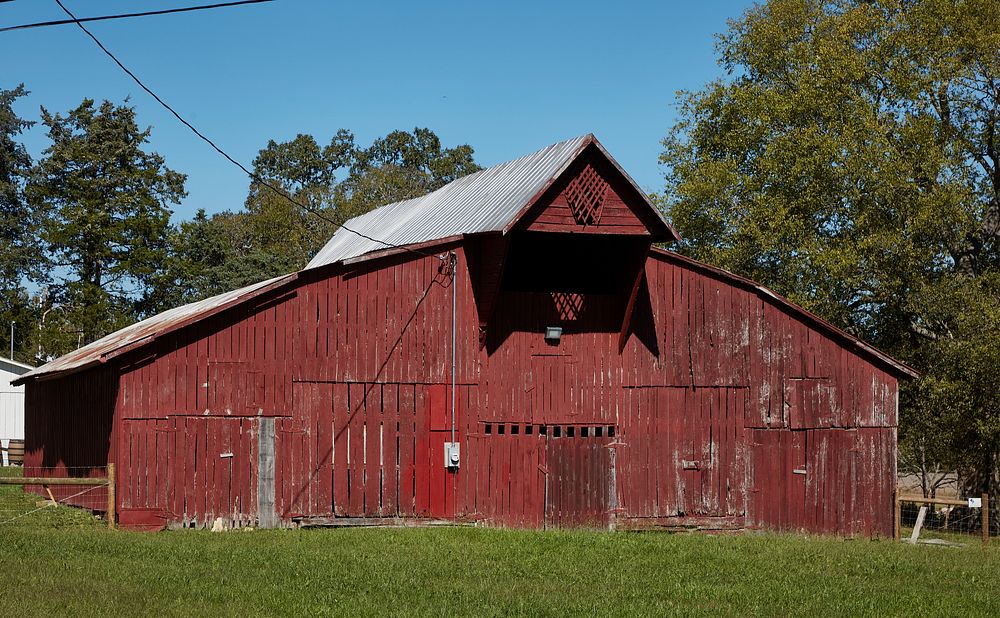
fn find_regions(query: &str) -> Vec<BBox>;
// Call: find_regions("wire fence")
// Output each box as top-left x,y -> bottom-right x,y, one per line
896,492 -> 993,546
0,466 -> 113,529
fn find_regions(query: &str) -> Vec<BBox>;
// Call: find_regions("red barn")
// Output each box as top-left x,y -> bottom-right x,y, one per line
16,135 -> 916,534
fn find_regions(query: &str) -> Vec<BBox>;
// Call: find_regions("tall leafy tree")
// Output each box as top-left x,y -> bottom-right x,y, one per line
0,85 -> 41,361
662,0 -> 1000,497
156,128 -> 480,306
29,99 -> 185,353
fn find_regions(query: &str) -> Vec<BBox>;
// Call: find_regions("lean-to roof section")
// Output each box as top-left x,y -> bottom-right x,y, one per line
306,134 -> 678,268
650,248 -> 919,380
15,273 -> 297,384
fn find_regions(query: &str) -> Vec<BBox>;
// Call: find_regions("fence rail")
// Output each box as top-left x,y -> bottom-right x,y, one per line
0,463 -> 115,528
895,490 -> 989,545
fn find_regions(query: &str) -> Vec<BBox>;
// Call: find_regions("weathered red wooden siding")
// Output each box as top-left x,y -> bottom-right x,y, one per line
22,367 -> 116,510
32,236 -> 898,535
619,252 -> 898,536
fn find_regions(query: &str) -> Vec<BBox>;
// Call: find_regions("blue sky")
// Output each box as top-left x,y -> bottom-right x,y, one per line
2,0 -> 752,222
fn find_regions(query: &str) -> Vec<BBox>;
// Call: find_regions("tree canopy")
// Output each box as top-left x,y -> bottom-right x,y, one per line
0,85 -> 39,361
28,99 -> 186,352
661,0 -> 1000,496
154,128 -> 480,307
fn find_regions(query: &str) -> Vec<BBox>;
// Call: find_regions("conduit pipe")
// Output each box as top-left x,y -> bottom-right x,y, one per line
450,251 -> 457,446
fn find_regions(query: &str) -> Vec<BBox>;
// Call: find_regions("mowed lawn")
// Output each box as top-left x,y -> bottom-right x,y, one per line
1,483 -> 998,616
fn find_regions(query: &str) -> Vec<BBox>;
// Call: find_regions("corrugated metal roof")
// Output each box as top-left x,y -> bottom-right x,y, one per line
16,273 -> 296,383
308,134 -> 673,269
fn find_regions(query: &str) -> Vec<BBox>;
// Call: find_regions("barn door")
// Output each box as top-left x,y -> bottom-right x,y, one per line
276,382 -> 333,521
544,427 -> 614,529
747,429 -> 806,530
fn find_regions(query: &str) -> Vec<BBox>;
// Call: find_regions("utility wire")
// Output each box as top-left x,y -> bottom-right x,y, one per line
52,0 -> 438,260
2,1 -> 275,33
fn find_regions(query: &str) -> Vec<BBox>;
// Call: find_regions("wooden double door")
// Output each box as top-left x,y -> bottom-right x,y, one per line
469,423 -> 615,528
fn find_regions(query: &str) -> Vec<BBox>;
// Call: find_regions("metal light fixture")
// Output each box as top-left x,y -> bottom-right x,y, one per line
544,326 -> 563,343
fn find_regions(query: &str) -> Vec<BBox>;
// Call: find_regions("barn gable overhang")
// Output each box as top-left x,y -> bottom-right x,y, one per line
649,248 -> 919,380
304,135 -> 678,350
13,273 -> 299,385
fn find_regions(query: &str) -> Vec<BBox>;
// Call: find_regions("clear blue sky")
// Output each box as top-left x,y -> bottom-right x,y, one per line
2,0 -> 752,223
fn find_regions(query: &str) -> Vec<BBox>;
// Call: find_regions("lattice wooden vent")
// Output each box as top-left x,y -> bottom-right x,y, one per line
564,164 -> 609,225
551,292 -> 584,321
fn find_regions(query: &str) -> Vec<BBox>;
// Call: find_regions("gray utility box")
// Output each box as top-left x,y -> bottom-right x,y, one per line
444,442 -> 460,469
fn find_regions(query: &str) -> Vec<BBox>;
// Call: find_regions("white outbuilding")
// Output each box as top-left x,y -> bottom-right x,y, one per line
1,357 -> 33,465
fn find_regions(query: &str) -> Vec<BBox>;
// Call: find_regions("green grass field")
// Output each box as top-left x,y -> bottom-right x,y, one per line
2,474 -> 999,617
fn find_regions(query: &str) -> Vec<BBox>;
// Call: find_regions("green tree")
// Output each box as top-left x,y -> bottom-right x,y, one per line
661,0 -> 1000,497
0,85 -> 42,362
29,99 -> 186,354
157,128 -> 479,306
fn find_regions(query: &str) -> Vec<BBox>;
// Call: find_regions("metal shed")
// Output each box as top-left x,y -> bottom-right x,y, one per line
15,135 -> 916,533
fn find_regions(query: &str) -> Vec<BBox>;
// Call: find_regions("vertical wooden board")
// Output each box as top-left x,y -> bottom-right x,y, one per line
209,418 -> 224,519
640,388 -> 654,516
332,382 -> 350,516
220,420 -> 234,519
490,434 -> 504,523
154,419 -> 166,510
313,383 -> 334,515
398,384 -> 416,516
137,421 -> 148,508
364,384 -> 382,517
169,418 -> 183,519
456,387 -> 474,515
229,419 -> 243,521
381,384 -> 398,515
475,433 -> 490,518
508,435 -> 524,527
789,430 -> 807,529
428,384 -> 448,431
244,417 -> 257,521
273,419 -> 286,518
197,418 -> 211,524
414,385 -> 430,516
501,433 -> 513,525
732,389 -> 748,517
658,388 -> 676,516
526,434 -> 541,526
348,383 -> 366,516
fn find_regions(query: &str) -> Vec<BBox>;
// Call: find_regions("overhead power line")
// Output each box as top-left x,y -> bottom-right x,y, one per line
52,0 -> 438,261
2,1 -> 275,33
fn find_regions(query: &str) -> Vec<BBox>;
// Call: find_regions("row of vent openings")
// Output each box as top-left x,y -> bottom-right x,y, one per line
482,423 -> 616,438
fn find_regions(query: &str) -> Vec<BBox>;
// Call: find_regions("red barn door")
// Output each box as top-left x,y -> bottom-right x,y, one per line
544,428 -> 614,528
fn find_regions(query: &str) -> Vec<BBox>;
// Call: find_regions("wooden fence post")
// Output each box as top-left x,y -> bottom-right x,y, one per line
107,462 -> 116,530
982,493 -> 989,546
894,490 -> 901,542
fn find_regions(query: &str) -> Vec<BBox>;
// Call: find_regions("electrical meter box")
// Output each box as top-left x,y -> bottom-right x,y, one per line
444,442 -> 460,469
